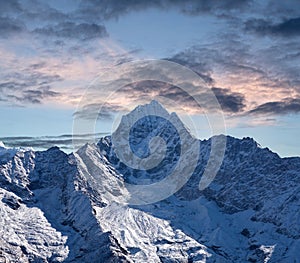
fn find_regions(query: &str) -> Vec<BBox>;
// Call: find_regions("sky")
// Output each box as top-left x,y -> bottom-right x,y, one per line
0,0 -> 300,156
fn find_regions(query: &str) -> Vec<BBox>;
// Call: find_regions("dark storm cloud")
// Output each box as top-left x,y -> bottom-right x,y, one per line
33,22 -> 108,41
245,17 -> 300,37
73,103 -> 126,120
249,98 -> 300,115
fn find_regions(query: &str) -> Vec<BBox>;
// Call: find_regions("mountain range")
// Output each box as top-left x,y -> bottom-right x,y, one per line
0,101 -> 299,262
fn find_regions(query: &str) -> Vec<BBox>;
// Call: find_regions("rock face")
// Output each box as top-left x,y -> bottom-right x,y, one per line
0,101 -> 300,262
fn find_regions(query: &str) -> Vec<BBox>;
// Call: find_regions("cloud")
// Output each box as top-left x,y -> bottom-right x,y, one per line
1,0 -> 299,123
0,133 -> 108,152
164,41 -> 300,115
0,72 -> 62,93
0,16 -> 25,36
166,44 -> 254,82
166,55 -> 214,85
0,1 -> 107,40
245,17 -> 300,37
211,87 -> 245,113
264,1 -> 300,17
33,22 -> 108,40
249,98 -> 300,115
0,81 -> 27,91
94,80 -> 246,115
0,0 -> 22,14
4,86 -> 60,105
21,1 -> 69,22
78,0 -> 252,20
0,70 -> 63,105
28,62 -> 47,70
21,86 -> 60,104
1,71 -> 63,89
73,103 -> 126,120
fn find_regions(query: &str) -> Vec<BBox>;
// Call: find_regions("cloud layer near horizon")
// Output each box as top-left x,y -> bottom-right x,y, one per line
0,133 -> 108,152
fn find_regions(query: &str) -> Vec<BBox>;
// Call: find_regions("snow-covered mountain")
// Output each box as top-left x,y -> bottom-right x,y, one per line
0,101 -> 299,262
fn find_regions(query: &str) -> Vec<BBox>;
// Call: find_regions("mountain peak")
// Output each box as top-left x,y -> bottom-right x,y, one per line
112,101 -> 192,148
137,100 -> 166,110
117,100 -> 187,131
122,100 -> 170,123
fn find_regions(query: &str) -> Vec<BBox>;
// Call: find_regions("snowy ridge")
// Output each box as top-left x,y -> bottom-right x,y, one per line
0,101 -> 299,262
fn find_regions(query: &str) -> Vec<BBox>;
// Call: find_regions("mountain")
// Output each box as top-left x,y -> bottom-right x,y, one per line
0,101 -> 299,262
